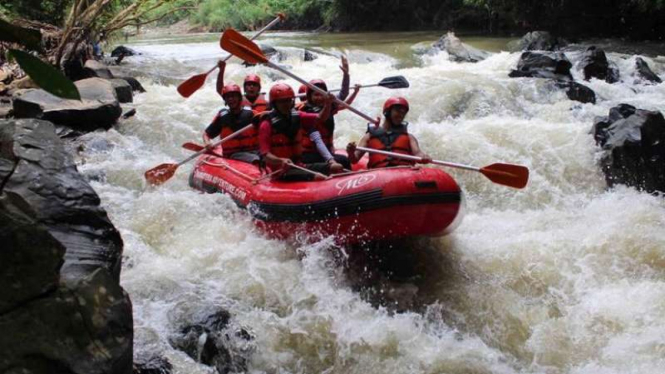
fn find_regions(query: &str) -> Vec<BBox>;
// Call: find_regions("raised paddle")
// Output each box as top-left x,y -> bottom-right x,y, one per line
176,13 -> 285,98
356,146 -> 529,189
145,124 -> 254,186
297,75 -> 409,98
221,28 -> 379,125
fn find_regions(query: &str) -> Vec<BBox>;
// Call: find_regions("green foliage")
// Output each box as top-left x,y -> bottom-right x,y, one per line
8,50 -> 81,100
0,0 -> 72,26
192,0 -> 329,30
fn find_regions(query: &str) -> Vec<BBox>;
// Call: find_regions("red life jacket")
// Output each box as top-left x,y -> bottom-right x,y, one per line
242,93 -> 268,113
268,110 -> 302,159
366,123 -> 414,169
215,108 -> 257,157
298,102 -> 335,154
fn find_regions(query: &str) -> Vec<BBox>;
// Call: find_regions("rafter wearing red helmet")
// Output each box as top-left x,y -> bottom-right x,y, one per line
203,83 -> 260,164
257,83 -> 344,181
215,61 -> 269,113
346,97 -> 432,168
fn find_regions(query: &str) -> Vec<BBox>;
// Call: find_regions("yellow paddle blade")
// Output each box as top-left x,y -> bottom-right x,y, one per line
480,163 -> 529,189
220,28 -> 269,65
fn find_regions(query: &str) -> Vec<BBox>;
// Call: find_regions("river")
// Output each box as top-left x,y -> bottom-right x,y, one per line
78,31 -> 665,373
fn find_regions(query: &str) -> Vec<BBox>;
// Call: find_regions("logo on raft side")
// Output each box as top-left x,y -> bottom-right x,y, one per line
335,174 -> 376,195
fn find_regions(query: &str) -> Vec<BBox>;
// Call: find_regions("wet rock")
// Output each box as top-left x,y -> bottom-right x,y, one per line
12,78 -> 122,132
0,118 -> 132,373
304,49 -> 318,62
592,104 -> 665,193
580,46 -> 620,83
109,78 -> 134,103
508,31 -> 568,52
117,76 -> 147,93
123,108 -> 137,119
112,46 -> 140,58
431,31 -> 491,63
133,355 -> 172,374
83,59 -> 114,79
509,51 -> 573,81
556,81 -> 596,104
634,57 -> 662,84
169,310 -> 254,374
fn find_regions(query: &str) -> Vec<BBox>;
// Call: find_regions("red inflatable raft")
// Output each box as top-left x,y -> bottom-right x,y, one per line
189,152 -> 464,244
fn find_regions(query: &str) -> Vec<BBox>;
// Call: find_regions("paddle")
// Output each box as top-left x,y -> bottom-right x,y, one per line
221,28 -> 379,124
145,124 -> 254,186
176,13 -> 285,98
356,146 -> 529,189
297,75 -> 409,98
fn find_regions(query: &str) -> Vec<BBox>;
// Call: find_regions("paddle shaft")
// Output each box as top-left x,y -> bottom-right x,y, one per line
178,124 -> 253,166
356,146 -> 479,172
296,83 -> 381,98
220,16 -> 282,63
266,61 -> 377,124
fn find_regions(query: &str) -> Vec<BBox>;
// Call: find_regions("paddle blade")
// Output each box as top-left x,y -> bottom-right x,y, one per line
177,73 -> 208,98
182,142 -> 205,152
144,163 -> 179,186
220,28 -> 268,65
378,75 -> 410,89
480,163 -> 529,189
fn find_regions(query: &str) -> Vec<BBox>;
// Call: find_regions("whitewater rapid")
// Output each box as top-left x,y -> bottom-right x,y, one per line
76,32 -> 665,373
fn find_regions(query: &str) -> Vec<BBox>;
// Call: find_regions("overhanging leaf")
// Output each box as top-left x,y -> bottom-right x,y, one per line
0,18 -> 42,52
9,49 -> 81,101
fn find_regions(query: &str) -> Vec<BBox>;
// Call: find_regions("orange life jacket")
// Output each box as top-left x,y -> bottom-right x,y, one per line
366,123 -> 415,169
242,93 -> 269,113
268,110 -> 302,159
298,102 -> 335,154
215,108 -> 257,157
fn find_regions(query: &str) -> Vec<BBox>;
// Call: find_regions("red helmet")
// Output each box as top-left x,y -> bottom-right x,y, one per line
298,84 -> 308,94
383,97 -> 409,116
221,83 -> 242,98
244,74 -> 261,87
269,83 -> 295,102
306,79 -> 328,97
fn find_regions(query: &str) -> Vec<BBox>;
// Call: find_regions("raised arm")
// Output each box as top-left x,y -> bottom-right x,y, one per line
215,60 -> 226,98
337,55 -> 350,101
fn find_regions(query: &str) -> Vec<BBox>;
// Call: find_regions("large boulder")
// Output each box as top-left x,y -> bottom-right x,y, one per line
117,76 -> 146,93
580,46 -> 620,83
431,32 -> 491,63
634,57 -> 662,84
509,51 -> 573,81
83,59 -> 115,79
508,31 -> 567,52
111,46 -> 140,58
592,104 -> 665,193
109,78 -> 133,103
0,118 -> 133,373
12,78 -> 122,132
557,81 -> 597,104
169,310 -> 254,374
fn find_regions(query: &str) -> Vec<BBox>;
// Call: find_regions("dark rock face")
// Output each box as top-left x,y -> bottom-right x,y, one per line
635,57 -> 662,84
431,32 -> 491,63
110,79 -> 134,103
509,31 -> 567,52
0,119 -> 132,373
12,78 -> 122,132
509,51 -> 573,81
169,310 -> 254,374
83,59 -> 115,79
112,46 -> 140,58
557,81 -> 597,104
592,104 -> 665,193
304,49 -> 317,62
580,46 -> 620,83
133,355 -> 173,374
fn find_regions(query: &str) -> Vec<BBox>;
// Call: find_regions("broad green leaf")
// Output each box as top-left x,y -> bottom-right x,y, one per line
9,49 -> 81,101
0,18 -> 42,52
